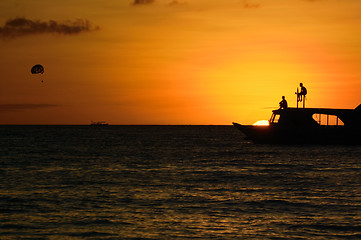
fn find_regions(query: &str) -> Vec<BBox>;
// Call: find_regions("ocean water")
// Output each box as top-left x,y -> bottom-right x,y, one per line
1,125 -> 361,239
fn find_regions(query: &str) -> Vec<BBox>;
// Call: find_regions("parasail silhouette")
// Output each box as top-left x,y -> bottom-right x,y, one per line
31,64 -> 44,74
31,64 -> 45,83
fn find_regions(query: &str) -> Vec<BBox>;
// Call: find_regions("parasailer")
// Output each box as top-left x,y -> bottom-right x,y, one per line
31,64 -> 45,83
31,64 -> 44,74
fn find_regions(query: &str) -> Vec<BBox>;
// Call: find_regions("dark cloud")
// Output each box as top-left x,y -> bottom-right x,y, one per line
0,104 -> 59,112
133,0 -> 155,5
0,17 -> 99,39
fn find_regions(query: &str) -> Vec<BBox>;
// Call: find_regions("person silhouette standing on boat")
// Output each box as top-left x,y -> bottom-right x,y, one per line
297,83 -> 307,102
279,96 -> 288,109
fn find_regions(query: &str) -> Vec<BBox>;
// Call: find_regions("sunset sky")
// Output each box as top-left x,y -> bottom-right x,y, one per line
1,0 -> 361,125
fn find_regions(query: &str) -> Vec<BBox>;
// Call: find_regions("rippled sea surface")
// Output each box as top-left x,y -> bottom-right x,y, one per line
1,125 -> 361,239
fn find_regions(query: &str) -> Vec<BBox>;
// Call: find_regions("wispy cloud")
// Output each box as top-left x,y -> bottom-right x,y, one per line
0,17 -> 99,39
242,1 -> 261,9
133,0 -> 155,5
168,0 -> 187,7
0,104 -> 60,112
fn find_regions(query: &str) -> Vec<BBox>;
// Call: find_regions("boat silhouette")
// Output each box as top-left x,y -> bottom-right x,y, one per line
90,121 -> 109,126
233,105 -> 361,144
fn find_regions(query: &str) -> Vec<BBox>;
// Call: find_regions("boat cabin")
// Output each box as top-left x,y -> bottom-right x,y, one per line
270,105 -> 361,128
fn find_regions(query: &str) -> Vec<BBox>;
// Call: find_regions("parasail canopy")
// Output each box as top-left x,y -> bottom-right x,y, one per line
31,64 -> 44,74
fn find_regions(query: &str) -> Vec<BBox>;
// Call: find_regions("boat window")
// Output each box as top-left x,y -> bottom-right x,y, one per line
312,114 -> 344,126
270,114 -> 280,123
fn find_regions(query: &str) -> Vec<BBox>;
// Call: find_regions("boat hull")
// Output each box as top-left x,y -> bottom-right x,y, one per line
232,122 -> 361,144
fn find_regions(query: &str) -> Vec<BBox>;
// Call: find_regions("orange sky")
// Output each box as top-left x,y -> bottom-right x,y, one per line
1,0 -> 361,124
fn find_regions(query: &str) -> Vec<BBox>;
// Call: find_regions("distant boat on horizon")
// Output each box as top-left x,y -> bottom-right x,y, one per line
233,105 -> 361,144
90,121 -> 109,126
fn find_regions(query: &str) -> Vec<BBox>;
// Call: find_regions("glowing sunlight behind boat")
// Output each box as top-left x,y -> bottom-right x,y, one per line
253,120 -> 269,126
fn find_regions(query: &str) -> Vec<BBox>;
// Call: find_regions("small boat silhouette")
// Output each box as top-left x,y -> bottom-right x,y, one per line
90,121 -> 109,126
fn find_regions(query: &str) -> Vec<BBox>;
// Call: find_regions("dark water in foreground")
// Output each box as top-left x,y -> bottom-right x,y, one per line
1,125 -> 361,239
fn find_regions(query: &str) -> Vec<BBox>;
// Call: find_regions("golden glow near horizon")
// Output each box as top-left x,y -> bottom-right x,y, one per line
253,120 -> 269,126
1,0 -> 361,124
